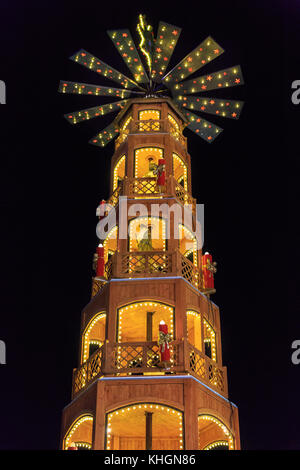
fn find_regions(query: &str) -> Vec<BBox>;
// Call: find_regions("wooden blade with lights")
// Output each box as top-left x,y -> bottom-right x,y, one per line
107,29 -> 149,84
89,121 -> 120,147
59,81 -> 142,98
180,108 -> 223,143
175,96 -> 244,120
64,100 -> 129,125
162,36 -> 224,86
171,65 -> 244,95
151,21 -> 181,82
69,49 -> 142,90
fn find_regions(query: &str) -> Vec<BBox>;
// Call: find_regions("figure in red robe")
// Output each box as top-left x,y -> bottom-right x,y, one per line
158,321 -> 172,368
202,252 -> 217,290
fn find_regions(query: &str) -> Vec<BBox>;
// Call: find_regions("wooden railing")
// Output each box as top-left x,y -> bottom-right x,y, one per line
105,249 -> 202,290
115,119 -> 187,149
106,176 -> 196,209
72,339 -> 227,399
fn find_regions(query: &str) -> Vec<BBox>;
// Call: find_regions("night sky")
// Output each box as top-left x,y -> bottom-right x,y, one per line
0,0 -> 297,451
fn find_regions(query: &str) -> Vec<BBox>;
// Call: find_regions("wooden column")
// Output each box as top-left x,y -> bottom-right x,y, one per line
147,312 -> 155,341
145,412 -> 153,450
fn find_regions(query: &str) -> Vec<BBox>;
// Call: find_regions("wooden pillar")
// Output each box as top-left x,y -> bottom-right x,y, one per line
145,412 -> 153,450
147,312 -> 154,341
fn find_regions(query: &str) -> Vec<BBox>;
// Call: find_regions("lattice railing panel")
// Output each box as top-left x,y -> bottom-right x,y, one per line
188,346 -> 206,379
135,119 -> 162,133
105,257 -> 113,280
181,255 -> 199,289
121,251 -> 172,275
208,362 -> 225,392
73,347 -> 103,396
107,184 -> 122,208
130,177 -> 159,195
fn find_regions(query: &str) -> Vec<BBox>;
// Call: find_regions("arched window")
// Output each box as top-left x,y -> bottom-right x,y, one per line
64,414 -> 93,450
203,319 -> 216,361
134,147 -> 163,178
113,155 -> 126,191
198,415 -> 234,450
103,226 -> 118,263
178,224 -> 198,267
117,301 -> 174,343
129,217 -> 166,252
106,403 -> 183,450
186,311 -> 202,351
173,153 -> 187,191
82,312 -> 106,363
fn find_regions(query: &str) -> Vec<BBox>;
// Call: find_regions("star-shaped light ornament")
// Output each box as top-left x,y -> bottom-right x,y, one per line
59,13 -> 244,147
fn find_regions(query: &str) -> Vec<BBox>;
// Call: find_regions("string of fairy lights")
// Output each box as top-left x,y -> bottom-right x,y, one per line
198,415 -> 234,449
106,404 -> 184,450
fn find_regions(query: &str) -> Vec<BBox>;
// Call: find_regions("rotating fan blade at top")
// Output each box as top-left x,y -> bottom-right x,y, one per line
174,96 -> 244,120
151,21 -> 182,83
89,121 -> 120,147
59,81 -> 143,98
180,107 -> 223,143
107,29 -> 149,84
162,36 -> 224,86
69,49 -> 144,90
171,65 -> 244,95
64,100 -> 129,125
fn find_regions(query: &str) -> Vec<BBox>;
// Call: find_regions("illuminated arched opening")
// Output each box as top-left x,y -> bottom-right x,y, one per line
168,113 -> 179,132
129,216 -> 166,252
198,415 -> 234,450
134,147 -> 163,178
82,312 -> 106,363
113,155 -> 126,191
106,403 -> 183,450
117,301 -> 174,343
139,109 -> 161,121
203,319 -> 216,361
103,226 -> 118,263
173,153 -> 187,191
186,311 -> 202,351
64,414 -> 93,450
178,224 -> 197,266
119,115 -> 132,144
204,441 -> 229,450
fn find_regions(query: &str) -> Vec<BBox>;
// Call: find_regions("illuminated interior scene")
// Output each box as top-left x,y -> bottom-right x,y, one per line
198,415 -> 234,450
127,217 -> 167,274
203,319 -> 216,361
138,109 -> 161,131
64,415 -> 93,450
178,224 -> 198,266
134,147 -> 163,178
81,312 -> 106,362
186,310 -> 202,351
117,301 -> 174,343
173,153 -> 187,191
106,404 -> 183,450
103,226 -> 118,263
113,155 -> 126,191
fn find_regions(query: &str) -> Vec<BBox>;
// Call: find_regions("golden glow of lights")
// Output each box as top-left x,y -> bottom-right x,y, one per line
178,224 -> 198,267
198,415 -> 234,450
82,312 -> 106,363
106,404 -> 183,450
203,319 -> 216,361
135,147 -> 163,178
113,155 -> 126,191
65,415 -> 93,449
128,216 -> 166,253
173,153 -> 187,192
118,302 -> 174,343
204,441 -> 229,450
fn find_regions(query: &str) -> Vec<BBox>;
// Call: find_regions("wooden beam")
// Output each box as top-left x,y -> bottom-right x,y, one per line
145,412 -> 153,450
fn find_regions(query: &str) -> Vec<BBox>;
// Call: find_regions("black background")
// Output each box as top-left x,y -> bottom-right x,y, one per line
0,0 -> 297,450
